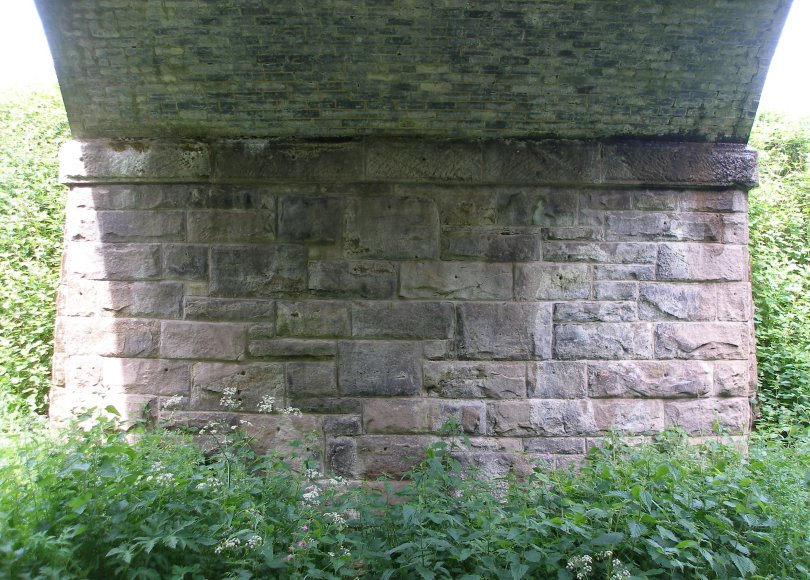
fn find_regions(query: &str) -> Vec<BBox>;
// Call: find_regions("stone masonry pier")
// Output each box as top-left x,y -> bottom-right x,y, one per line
51,138 -> 757,478
36,0 -> 791,478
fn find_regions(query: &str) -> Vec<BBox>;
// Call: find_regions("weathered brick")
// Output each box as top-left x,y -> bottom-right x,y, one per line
554,323 -> 653,360
363,399 -> 427,434
64,242 -> 161,280
187,210 -> 275,243
523,437 -> 586,455
210,244 -> 307,297
588,361 -> 712,398
716,282 -> 751,321
553,302 -> 636,323
655,322 -> 749,360
488,400 -> 594,436
249,339 -> 336,358
593,264 -> 655,281
338,341 -> 422,396
424,361 -> 526,399
324,415 -> 363,437
97,210 -> 185,242
352,301 -> 454,339
308,260 -> 397,299
605,211 -> 721,242
276,301 -> 350,337
61,318 -> 160,357
184,297 -> 274,322
633,190 -> 678,211
191,362 -> 284,412
326,436 -> 359,478
353,435 -> 433,479
656,243 -> 746,281
400,261 -> 512,300
160,321 -> 245,360
638,283 -> 716,321
64,356 -> 190,397
163,244 -> 209,280
441,228 -> 542,261
542,226 -> 602,241
714,361 -> 750,397
496,188 -> 578,226
436,191 -> 497,226
69,184 -> 199,210
344,196 -> 439,259
580,190 -> 632,210
293,398 -> 363,415
456,303 -> 552,360
722,213 -> 748,244
529,361 -> 587,398
278,196 -> 341,243
242,414 -> 324,463
544,242 -> 657,264
189,185 -> 275,210
664,398 -> 750,435
515,263 -> 590,300
62,280 -> 183,318
286,362 -> 337,397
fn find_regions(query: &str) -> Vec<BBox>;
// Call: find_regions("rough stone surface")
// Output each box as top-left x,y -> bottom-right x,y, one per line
53,139 -> 760,478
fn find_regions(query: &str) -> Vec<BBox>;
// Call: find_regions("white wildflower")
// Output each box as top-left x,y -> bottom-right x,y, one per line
324,512 -> 347,529
162,395 -> 184,410
219,385 -> 241,410
280,406 -> 302,416
257,395 -> 275,414
302,485 -> 321,506
306,468 -> 322,480
245,534 -> 263,549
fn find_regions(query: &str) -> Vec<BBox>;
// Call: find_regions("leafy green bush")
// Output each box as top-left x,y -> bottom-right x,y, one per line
0,87 -> 70,415
2,414 -> 808,579
748,114 -> 810,432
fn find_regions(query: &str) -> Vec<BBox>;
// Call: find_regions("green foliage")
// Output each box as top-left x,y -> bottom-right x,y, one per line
0,87 -> 70,415
748,113 -> 810,432
1,416 -> 809,579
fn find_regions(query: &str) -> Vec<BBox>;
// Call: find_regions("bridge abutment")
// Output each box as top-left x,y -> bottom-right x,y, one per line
52,138 -> 757,477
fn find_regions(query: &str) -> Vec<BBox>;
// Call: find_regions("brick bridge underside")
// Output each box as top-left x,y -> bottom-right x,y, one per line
37,0 -> 791,478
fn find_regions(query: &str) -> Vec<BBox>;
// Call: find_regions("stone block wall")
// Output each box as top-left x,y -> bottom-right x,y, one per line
52,139 -> 757,479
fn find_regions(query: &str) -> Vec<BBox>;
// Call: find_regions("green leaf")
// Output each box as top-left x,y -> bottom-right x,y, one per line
592,532 -> 624,546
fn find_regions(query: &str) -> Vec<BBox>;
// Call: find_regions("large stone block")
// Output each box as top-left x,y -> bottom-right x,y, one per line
352,435 -> 433,479
187,210 -> 275,243
212,140 -> 363,181
593,264 -> 655,281
594,281 -> 638,301
249,339 -> 337,358
210,245 -> 307,297
678,190 -> 748,213
163,244 -> 209,280
189,185 -> 275,210
638,283 -> 716,321
592,400 -> 665,434
96,210 -> 185,243
326,436 -> 359,478
424,361 -> 527,399
435,190 -> 497,226
352,301 -> 454,339
338,341 -> 422,396
278,196 -> 342,243
523,437 -> 586,455
488,400 -> 594,436
68,184 -> 201,211
308,260 -> 397,299
62,280 -> 183,318
363,399 -> 484,435
552,302 -> 636,323
495,188 -> 578,226
400,261 -> 512,300
483,141 -> 600,184
664,398 -> 750,435
528,361 -> 587,399
554,323 -> 653,360
242,414 -> 324,464
541,226 -> 602,241
64,356 -> 190,397
456,303 -> 552,360
543,242 -> 657,264
656,243 -> 746,281
655,322 -> 749,360
61,318 -> 160,357
722,214 -> 749,245
344,196 -> 439,260
588,361 -> 712,398
64,242 -> 161,280
184,298 -> 274,322
366,139 -> 481,182
191,362 -> 285,412
580,190 -> 633,210
440,228 -> 542,261
714,361 -> 750,397
286,362 -> 338,397
716,282 -> 752,322
515,263 -> 591,300
276,301 -> 351,337
605,211 -> 722,242
160,321 -> 246,360
633,190 -> 678,211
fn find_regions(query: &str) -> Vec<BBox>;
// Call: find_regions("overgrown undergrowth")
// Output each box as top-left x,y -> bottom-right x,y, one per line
1,413 -> 808,579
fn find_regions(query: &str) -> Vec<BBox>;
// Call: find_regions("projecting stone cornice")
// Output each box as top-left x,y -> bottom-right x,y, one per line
61,139 -> 758,189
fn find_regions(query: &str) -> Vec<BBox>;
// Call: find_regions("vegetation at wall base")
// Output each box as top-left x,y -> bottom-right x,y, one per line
1,413 -> 809,579
748,113 -> 810,433
0,86 -> 69,415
